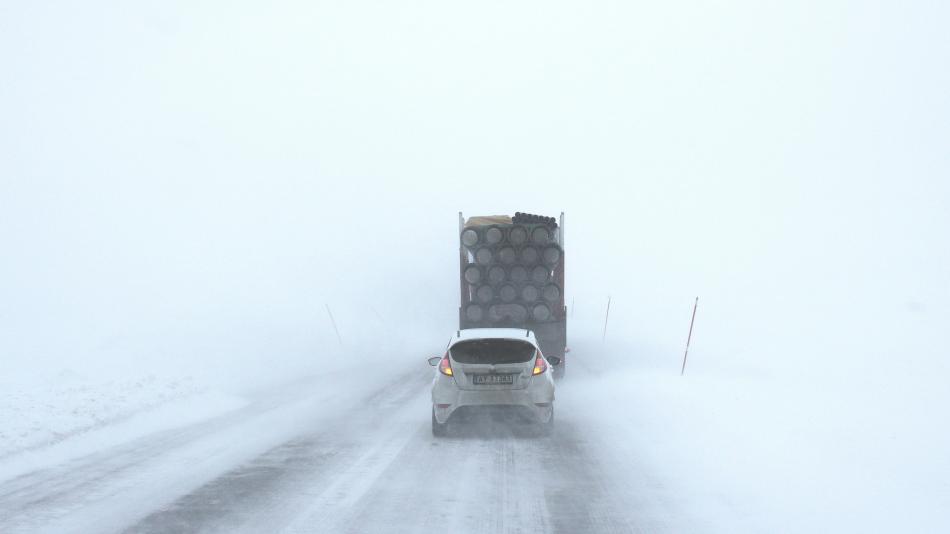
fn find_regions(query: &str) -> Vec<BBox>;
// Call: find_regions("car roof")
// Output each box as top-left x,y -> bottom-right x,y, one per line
451,328 -> 538,345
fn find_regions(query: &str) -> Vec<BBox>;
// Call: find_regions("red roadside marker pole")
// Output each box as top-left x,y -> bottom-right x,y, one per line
680,297 -> 699,376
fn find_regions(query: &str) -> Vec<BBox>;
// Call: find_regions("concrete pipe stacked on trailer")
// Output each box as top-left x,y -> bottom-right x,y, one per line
459,215 -> 564,328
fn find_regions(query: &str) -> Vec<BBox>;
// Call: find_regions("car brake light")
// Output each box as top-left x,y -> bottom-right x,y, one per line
532,352 -> 547,375
439,354 -> 453,376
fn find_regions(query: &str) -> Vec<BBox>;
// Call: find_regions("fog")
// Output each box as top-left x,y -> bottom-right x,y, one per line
2,2 -> 949,530
4,1 -> 945,377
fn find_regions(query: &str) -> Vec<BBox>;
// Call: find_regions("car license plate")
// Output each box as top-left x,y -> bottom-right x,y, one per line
473,374 -> 514,385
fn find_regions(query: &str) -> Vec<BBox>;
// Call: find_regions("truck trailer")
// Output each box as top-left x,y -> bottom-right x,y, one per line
457,212 -> 567,377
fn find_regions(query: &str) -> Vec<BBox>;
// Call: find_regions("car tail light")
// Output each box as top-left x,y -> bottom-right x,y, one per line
532,351 -> 547,375
439,353 -> 454,376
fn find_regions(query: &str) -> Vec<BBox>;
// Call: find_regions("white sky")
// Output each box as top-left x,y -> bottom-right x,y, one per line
1,1 -> 948,375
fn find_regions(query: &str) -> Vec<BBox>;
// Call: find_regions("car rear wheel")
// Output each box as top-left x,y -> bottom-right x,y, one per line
539,406 -> 554,436
432,407 -> 448,437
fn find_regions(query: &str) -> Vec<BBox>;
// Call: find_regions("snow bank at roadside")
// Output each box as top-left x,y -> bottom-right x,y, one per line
0,370 -> 246,460
565,310 -> 950,533
0,335 -> 422,482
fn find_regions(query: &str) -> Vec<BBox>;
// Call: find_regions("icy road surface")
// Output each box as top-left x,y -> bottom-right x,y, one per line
0,349 -> 686,534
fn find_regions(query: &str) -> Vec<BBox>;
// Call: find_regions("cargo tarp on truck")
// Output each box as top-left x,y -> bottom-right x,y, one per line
464,215 -> 512,227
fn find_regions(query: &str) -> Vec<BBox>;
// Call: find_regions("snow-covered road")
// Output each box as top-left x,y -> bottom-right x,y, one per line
0,346 -> 686,534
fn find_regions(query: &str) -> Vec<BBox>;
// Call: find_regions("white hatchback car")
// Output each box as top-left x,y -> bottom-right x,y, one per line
428,328 -> 559,436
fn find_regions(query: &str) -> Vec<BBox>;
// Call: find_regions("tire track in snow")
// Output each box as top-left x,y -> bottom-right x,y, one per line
4,348 -> 684,533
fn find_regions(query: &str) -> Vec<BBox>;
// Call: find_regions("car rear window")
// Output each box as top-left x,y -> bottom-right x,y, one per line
450,339 -> 536,364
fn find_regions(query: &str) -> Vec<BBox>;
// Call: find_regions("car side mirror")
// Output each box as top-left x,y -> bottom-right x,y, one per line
547,356 -> 561,366
427,356 -> 441,366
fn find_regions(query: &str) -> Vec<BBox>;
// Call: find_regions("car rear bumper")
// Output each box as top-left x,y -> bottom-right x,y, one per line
432,384 -> 554,424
